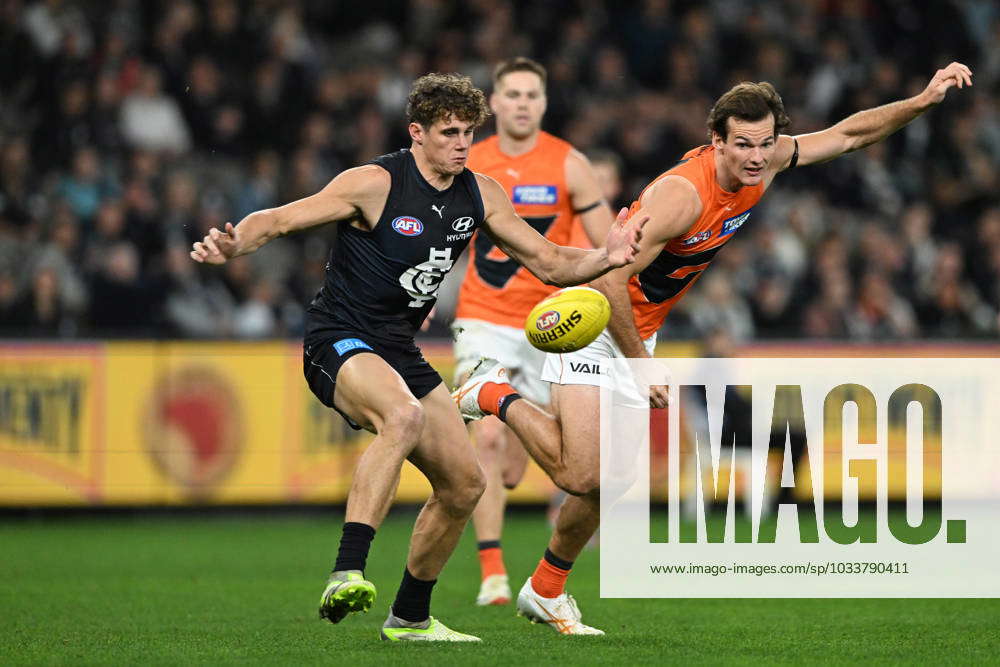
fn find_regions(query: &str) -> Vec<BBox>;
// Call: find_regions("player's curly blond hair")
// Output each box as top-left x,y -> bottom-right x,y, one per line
406,73 -> 490,129
707,81 -> 790,141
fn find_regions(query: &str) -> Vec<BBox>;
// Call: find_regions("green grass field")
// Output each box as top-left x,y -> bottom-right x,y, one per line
3,510 -> 998,665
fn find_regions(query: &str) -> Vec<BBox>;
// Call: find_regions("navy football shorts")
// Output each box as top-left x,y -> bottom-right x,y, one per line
303,329 -> 443,430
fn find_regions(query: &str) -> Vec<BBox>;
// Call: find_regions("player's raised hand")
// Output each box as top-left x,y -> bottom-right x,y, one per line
191,222 -> 239,264
921,62 -> 972,106
605,207 -> 647,268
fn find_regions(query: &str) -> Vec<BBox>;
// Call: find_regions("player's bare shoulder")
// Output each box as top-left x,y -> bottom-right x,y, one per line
763,134 -> 798,188
563,148 -> 599,191
332,164 -> 391,201
640,174 -> 702,241
473,171 -> 512,218
564,147 -> 594,175
325,164 -> 392,229
473,170 -> 504,192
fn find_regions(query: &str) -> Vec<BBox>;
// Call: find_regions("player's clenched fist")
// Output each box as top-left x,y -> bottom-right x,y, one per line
190,222 -> 239,264
921,62 -> 972,106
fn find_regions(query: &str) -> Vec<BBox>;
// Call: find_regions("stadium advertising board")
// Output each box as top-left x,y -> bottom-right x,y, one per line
0,345 -> 104,504
4,342 -> 996,518
1,342 -> 289,505
601,357 -> 1000,597
0,341 -> 556,506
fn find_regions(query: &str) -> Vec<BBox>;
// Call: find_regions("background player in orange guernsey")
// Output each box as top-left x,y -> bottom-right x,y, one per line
452,57 -> 614,607
455,62 -> 973,635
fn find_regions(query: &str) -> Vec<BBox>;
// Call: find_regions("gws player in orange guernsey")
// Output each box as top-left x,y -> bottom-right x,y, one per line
192,73 -> 645,642
453,57 -> 614,607
454,62 -> 973,634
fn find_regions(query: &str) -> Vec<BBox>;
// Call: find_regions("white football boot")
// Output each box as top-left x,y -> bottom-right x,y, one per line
380,611 -> 481,642
476,573 -> 512,606
451,358 -> 510,422
515,577 -> 605,635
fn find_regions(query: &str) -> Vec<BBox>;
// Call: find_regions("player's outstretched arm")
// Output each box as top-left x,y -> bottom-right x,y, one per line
477,174 -> 645,286
190,165 -> 389,264
772,62 -> 973,172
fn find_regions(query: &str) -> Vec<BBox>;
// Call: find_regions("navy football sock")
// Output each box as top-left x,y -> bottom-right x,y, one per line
391,568 -> 437,623
333,522 -> 376,574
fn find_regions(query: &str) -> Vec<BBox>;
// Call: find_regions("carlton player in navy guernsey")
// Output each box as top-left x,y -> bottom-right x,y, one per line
312,147 -> 486,346
191,73 -> 644,642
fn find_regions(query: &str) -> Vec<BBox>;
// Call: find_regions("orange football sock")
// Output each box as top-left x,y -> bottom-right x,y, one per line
478,382 -> 517,416
478,546 -> 506,580
530,556 -> 571,599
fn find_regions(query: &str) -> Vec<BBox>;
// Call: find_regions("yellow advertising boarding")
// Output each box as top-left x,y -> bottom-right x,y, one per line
1,340 -> 983,506
0,341 -> 555,506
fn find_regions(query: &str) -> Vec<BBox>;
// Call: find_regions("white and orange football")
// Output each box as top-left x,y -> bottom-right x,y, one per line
524,286 -> 611,353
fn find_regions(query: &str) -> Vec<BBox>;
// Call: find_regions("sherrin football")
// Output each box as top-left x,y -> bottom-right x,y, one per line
524,286 -> 611,353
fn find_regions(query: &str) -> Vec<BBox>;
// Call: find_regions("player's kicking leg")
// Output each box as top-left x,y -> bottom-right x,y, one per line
453,361 -> 604,635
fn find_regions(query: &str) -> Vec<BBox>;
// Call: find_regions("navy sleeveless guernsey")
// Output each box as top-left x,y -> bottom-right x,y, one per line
303,149 -> 487,415
308,149 -> 486,343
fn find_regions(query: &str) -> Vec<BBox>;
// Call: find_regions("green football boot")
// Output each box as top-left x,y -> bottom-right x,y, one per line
318,570 -> 376,624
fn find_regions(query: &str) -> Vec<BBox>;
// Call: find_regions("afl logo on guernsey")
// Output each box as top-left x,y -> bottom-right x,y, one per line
536,310 -> 561,331
392,216 -> 424,236
681,230 -> 712,246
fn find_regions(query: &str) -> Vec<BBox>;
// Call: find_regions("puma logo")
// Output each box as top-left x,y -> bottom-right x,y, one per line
431,204 -> 446,218
507,168 -> 520,180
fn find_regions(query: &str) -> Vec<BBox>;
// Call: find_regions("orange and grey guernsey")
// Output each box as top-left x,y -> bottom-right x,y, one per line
456,131 -> 580,328
627,144 -> 765,339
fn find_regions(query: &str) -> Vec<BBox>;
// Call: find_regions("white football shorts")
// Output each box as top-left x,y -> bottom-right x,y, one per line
452,318 -> 551,405
540,327 -> 658,407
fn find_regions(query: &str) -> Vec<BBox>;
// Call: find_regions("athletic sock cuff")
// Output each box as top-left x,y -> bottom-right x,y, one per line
333,522 -> 376,573
391,568 -> 438,623
477,540 -> 501,551
343,522 -> 376,540
497,393 -> 522,422
543,548 -> 574,571
402,567 -> 437,587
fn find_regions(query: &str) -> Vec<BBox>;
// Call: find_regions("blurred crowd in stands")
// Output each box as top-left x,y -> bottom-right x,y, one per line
1,0 -> 998,342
